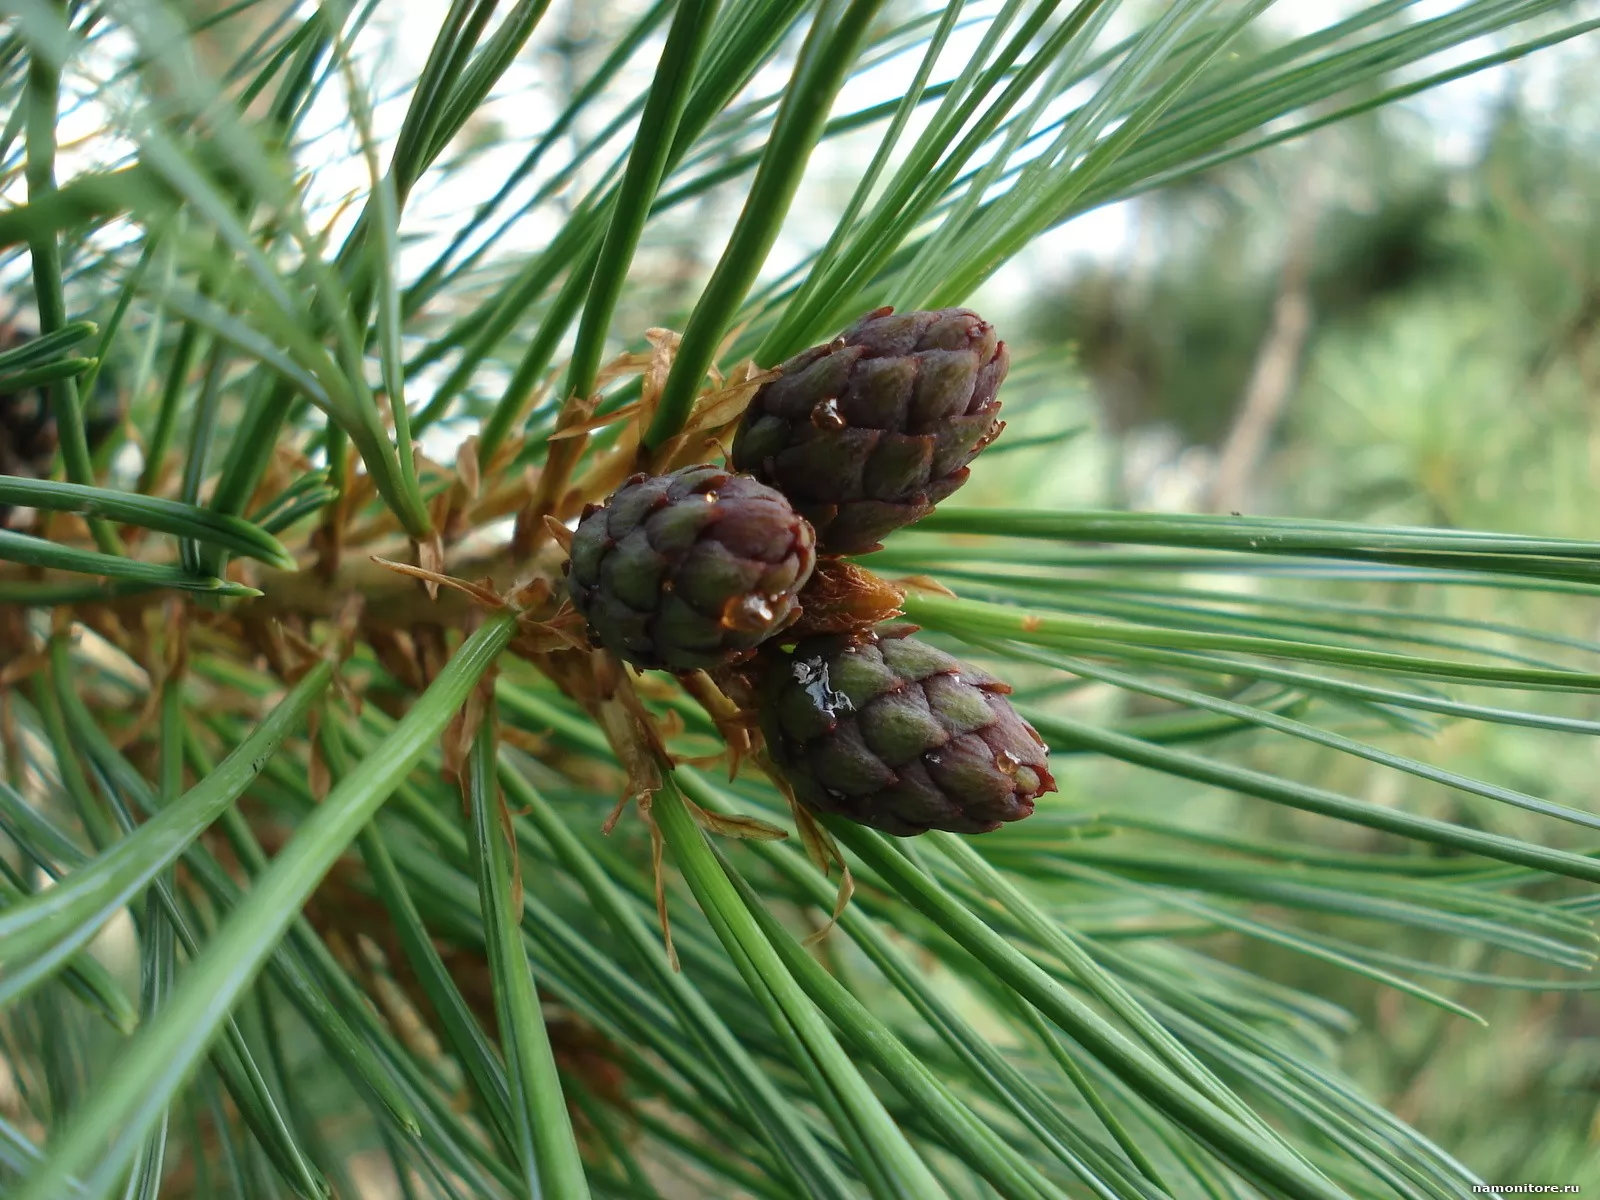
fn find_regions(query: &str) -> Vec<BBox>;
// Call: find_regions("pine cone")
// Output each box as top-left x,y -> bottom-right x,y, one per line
732,307 -> 1008,556
756,626 -> 1053,835
565,465 -> 817,672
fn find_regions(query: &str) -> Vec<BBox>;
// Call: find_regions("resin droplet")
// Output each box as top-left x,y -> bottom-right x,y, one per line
810,397 -> 846,430
721,592 -> 776,632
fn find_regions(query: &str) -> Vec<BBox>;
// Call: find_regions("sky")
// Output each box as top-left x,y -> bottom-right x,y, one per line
322,0 -> 1592,311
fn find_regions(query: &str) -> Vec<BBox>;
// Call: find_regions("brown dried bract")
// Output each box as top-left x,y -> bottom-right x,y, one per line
508,604 -> 590,659
648,360 -> 780,476
894,573 -> 958,599
442,668 -> 497,791
678,669 -> 756,779
540,514 -> 574,554
785,560 -> 906,639
680,792 -> 787,842
371,556 -> 509,610
513,382 -> 607,557
536,648 -> 665,834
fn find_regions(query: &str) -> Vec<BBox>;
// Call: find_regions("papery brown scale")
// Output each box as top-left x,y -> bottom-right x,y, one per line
785,559 -> 905,639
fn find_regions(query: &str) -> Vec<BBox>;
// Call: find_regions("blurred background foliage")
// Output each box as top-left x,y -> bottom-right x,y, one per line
972,42 -> 1600,1184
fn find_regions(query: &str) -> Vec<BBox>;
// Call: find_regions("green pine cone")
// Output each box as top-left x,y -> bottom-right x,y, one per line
732,307 -> 1008,556
757,625 -> 1053,835
565,464 -> 817,672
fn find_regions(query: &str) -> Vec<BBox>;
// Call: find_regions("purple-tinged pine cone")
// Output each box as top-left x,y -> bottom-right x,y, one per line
732,307 -> 1008,556
757,626 -> 1052,835
565,465 -> 816,672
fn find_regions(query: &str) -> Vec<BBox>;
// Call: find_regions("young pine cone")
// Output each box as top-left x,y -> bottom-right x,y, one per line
732,307 -> 1008,556
565,465 -> 817,672
756,626 -> 1053,836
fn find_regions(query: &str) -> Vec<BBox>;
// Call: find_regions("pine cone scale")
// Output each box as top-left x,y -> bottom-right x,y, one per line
862,434 -> 933,498
909,349 -> 976,419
